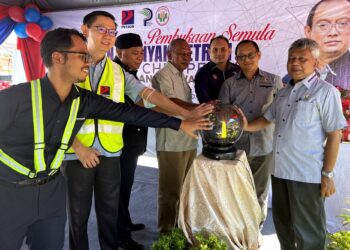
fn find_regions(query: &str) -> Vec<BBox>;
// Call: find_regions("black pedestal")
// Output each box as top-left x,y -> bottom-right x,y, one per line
202,143 -> 237,160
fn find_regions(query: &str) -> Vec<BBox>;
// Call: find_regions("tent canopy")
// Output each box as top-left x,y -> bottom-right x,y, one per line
0,0 -> 172,11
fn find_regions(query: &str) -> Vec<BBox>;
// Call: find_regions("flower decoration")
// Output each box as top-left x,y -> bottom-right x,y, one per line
336,86 -> 350,142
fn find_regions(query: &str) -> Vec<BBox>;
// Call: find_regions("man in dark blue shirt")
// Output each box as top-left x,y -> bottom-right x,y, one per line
195,35 -> 240,103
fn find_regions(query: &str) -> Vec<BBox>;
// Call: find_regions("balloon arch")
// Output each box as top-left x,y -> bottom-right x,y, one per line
0,4 -> 52,81
6,4 -> 53,42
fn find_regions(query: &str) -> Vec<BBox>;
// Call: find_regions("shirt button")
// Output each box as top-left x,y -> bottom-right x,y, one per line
249,110 -> 253,113
282,119 -> 285,122
137,128 -> 141,131
56,120 -> 60,123
276,152 -> 279,154
250,101 -> 253,103
288,104 -> 290,107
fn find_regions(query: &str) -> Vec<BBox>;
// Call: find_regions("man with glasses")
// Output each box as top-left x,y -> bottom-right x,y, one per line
0,27 -> 210,250
304,0 -> 350,89
194,35 -> 240,103
152,38 -> 200,233
241,38 -> 346,249
63,11 -> 212,250
219,40 -> 283,231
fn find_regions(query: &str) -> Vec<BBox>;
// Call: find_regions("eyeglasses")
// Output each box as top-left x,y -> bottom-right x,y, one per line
313,21 -> 350,33
92,26 -> 118,37
58,51 -> 93,63
236,51 -> 257,61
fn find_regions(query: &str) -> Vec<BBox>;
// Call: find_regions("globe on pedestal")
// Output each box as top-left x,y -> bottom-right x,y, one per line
200,104 -> 243,160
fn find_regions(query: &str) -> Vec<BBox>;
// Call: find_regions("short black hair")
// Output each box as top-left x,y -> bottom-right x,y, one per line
306,0 -> 350,27
235,40 -> 260,55
83,10 -> 116,28
40,28 -> 86,67
209,35 -> 230,48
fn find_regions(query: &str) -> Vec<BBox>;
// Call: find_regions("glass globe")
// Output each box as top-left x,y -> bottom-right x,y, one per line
200,104 -> 243,160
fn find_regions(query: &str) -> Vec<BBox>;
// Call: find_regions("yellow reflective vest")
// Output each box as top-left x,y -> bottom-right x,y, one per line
0,79 -> 80,178
67,58 -> 125,153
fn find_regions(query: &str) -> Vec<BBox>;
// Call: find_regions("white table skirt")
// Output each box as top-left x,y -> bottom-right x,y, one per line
178,151 -> 260,250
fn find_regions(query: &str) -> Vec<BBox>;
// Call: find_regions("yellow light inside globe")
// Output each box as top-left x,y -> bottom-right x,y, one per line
221,121 -> 227,138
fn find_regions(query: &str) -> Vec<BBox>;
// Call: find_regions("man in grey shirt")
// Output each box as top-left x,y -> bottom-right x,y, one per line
242,38 -> 347,249
219,40 -> 283,226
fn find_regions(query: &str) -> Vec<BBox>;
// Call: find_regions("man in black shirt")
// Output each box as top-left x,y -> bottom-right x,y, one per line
113,33 -> 147,249
195,35 -> 240,103
0,28 -> 209,249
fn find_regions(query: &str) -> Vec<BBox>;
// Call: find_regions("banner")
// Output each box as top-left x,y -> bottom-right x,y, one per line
47,0 -> 350,100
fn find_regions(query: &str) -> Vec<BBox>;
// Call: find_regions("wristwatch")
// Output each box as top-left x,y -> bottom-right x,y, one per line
321,170 -> 335,179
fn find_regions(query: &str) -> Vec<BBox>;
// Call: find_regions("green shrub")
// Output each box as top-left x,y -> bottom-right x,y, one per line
151,228 -> 228,250
151,228 -> 188,250
327,200 -> 350,250
193,231 -> 227,250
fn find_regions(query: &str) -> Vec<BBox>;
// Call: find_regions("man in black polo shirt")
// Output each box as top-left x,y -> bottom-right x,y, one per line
195,35 -> 240,103
0,28 -> 210,249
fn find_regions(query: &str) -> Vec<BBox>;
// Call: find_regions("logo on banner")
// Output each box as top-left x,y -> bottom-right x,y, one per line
156,6 -> 169,26
140,8 -> 153,26
121,10 -> 135,28
100,86 -> 110,97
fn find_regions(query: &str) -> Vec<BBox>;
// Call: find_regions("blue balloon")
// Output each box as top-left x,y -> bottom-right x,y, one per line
24,8 -> 40,23
38,16 -> 53,30
14,22 -> 28,38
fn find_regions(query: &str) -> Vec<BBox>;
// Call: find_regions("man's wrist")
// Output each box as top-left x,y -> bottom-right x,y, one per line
321,169 -> 335,179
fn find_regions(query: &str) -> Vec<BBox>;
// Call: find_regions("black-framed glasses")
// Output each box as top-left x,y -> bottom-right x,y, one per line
58,51 -> 93,63
236,51 -> 258,61
92,26 -> 118,37
313,21 -> 350,33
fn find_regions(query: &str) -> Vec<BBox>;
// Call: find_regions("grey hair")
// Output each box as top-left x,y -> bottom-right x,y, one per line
168,38 -> 187,52
288,38 -> 320,58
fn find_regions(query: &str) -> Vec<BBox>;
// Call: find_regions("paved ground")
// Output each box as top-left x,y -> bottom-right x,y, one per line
22,165 -> 281,250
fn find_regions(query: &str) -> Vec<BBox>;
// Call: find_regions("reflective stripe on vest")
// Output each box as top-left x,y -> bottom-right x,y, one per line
0,79 -> 80,178
66,58 -> 125,153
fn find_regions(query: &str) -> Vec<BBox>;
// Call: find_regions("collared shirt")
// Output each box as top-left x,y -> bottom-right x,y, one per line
65,56 -> 146,160
264,73 -> 347,183
325,50 -> 350,90
152,62 -> 197,151
318,64 -> 336,81
0,75 -> 181,182
113,57 -> 148,149
219,69 -> 283,156
194,61 -> 240,103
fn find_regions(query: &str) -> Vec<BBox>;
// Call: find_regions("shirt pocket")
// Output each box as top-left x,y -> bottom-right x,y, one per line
294,101 -> 316,125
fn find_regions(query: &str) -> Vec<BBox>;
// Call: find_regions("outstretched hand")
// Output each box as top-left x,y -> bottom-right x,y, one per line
235,106 -> 248,131
187,103 -> 214,119
180,118 -> 212,139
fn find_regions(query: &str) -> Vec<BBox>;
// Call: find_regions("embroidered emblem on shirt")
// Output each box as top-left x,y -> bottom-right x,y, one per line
212,74 -> 218,80
100,86 -> 110,97
259,77 -> 272,88
303,94 -> 311,101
